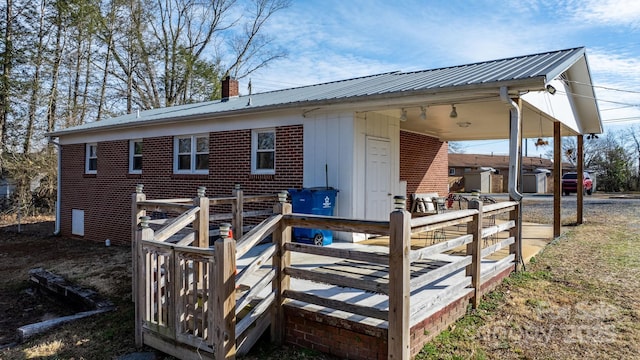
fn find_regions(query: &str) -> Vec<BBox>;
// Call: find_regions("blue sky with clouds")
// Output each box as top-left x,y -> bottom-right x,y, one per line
245,0 -> 640,155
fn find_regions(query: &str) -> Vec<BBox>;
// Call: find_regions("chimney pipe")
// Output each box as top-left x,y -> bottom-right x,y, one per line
221,76 -> 239,100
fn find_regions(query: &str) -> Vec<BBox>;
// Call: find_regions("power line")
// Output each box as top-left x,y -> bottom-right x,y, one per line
566,80 -> 640,95
556,89 -> 640,108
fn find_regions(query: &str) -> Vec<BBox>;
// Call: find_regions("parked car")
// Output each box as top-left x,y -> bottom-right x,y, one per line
562,172 -> 593,195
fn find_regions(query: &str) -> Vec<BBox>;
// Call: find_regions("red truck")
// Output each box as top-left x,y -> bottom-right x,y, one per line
561,172 -> 593,196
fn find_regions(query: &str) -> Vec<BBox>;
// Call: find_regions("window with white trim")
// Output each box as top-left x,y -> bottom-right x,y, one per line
449,168 -> 455,176
251,129 -> 275,174
86,143 -> 97,174
129,139 -> 143,174
174,134 -> 209,174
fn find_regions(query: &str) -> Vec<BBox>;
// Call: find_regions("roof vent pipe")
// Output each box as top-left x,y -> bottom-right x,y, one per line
500,86 -> 523,202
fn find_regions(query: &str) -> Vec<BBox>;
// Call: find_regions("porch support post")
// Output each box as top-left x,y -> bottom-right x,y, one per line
232,184 -> 243,240
388,196 -> 410,360
466,198 -> 483,308
553,122 -> 562,238
577,135 -> 584,224
132,185 -> 146,302
214,224 -> 236,359
271,192 -> 292,345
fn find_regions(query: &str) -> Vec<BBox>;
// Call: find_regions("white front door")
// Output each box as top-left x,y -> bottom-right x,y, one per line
365,138 -> 391,220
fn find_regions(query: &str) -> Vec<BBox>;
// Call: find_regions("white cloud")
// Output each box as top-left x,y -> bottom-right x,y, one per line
572,0 -> 640,26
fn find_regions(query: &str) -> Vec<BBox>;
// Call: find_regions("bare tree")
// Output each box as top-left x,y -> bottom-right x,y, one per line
224,0 -> 290,79
0,0 -> 14,170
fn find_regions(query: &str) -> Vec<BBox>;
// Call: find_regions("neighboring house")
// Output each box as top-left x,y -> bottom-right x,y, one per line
449,153 -> 556,193
0,178 -> 16,199
48,47 -> 603,245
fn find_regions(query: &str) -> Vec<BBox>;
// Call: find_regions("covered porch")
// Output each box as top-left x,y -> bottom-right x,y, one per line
351,48 -> 602,235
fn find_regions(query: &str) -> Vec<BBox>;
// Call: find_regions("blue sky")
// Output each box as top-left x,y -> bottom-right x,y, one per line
245,0 -> 640,156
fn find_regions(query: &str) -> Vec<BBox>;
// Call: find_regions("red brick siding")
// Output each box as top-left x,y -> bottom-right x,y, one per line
284,305 -> 388,360
399,131 -> 448,206
59,125 -> 303,245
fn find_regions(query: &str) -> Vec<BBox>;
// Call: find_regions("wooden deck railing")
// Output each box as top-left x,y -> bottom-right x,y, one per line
132,187 -> 520,360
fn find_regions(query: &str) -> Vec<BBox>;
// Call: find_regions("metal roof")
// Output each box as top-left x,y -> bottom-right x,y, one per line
49,47 -> 587,137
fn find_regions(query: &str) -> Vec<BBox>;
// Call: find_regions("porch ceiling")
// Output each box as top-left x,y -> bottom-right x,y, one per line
370,93 -> 576,142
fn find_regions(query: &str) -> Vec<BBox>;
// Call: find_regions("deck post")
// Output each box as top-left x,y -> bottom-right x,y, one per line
132,185 -> 146,302
509,202 -> 521,271
388,196 -> 411,360
232,185 -> 243,240
271,191 -> 292,345
194,186 -> 210,248
214,223 -> 236,359
135,216 -> 153,348
466,199 -> 483,308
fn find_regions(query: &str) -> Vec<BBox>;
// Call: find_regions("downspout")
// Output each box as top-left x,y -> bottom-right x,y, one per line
500,86 -> 524,270
50,140 -> 61,235
500,86 -> 523,201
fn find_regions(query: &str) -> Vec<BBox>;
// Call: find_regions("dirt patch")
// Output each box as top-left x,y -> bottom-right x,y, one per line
0,216 -> 141,359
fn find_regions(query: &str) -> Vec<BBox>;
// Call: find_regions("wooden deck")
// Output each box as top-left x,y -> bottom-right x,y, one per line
133,187 -> 525,360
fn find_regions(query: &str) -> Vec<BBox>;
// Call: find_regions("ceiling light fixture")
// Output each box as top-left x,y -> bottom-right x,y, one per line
456,121 -> 471,128
450,104 -> 458,118
546,84 -> 556,95
419,106 -> 427,121
399,108 -> 407,121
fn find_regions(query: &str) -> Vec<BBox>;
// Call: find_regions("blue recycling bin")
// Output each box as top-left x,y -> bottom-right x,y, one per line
288,187 -> 338,246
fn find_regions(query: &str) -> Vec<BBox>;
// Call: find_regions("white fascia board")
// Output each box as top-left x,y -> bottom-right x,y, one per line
57,111 -> 304,145
521,79 -> 581,134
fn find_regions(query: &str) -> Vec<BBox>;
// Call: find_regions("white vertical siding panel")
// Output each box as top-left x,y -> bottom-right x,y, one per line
303,112 -> 354,220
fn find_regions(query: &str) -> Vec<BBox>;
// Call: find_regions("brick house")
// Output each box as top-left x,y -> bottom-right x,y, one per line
48,47 -> 602,245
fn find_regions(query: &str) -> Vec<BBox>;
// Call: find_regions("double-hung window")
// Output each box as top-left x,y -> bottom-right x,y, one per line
129,139 -> 143,174
85,143 -> 97,174
174,134 -> 209,174
251,129 -> 275,174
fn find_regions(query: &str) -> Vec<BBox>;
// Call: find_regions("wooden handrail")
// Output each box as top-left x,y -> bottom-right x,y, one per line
236,214 -> 283,258
285,267 -> 389,294
284,289 -> 389,321
140,239 -> 215,257
409,234 -> 473,262
154,206 -> 200,242
284,214 -> 390,236
284,242 -> 388,265
482,201 -> 518,213
410,209 -> 477,228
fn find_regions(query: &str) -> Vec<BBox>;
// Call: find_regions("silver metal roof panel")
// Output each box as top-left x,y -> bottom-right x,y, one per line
49,47 -> 587,137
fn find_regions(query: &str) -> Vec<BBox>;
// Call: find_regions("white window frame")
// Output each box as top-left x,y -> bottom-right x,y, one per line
173,134 -> 209,174
129,139 -> 143,174
449,168 -> 456,176
85,143 -> 97,174
251,129 -> 276,174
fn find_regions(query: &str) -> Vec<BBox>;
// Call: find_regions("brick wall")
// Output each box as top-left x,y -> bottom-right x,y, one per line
59,125 -> 303,245
399,131 -> 448,207
284,305 -> 388,360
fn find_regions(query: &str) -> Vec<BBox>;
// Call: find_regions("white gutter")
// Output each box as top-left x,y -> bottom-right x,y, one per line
49,140 -> 61,235
500,86 -> 524,270
500,86 -> 523,201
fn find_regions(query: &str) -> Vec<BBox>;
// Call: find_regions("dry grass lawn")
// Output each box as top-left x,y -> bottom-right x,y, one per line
1,198 -> 638,359
416,201 -> 640,359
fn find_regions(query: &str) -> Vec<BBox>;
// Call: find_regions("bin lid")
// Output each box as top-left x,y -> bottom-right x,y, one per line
288,187 -> 338,193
